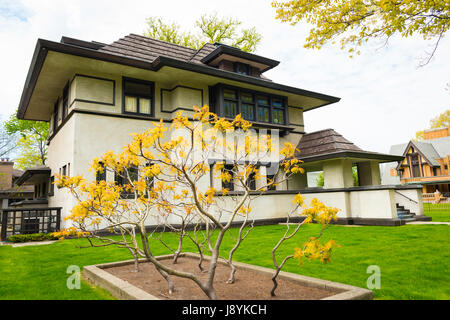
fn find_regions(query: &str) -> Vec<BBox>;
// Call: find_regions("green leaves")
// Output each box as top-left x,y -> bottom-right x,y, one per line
3,109 -> 49,169
144,13 -> 262,52
272,0 -> 450,62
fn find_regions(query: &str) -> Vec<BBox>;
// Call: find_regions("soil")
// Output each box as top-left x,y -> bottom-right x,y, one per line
104,256 -> 341,300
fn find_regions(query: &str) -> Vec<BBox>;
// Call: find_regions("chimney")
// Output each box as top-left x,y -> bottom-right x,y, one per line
0,159 -> 14,190
423,126 -> 450,140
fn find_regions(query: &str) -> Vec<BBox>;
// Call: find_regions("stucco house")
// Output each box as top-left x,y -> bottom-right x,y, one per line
1,34 -> 431,239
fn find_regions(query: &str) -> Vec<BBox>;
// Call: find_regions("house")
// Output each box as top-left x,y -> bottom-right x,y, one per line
4,33 -> 430,239
385,126 -> 450,199
0,159 -> 34,209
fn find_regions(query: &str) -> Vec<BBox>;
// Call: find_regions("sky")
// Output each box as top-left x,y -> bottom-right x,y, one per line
0,0 -> 449,154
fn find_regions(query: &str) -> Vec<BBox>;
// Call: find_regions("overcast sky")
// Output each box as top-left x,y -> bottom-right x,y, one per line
1,0 -> 449,154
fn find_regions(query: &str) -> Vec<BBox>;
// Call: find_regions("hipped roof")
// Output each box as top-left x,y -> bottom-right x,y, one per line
295,129 -> 403,163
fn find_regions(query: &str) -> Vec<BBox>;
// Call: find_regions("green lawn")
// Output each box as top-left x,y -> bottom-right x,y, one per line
0,223 -> 449,300
424,203 -> 450,222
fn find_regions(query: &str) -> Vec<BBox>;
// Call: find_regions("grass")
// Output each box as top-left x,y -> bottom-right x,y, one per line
424,203 -> 450,222
0,223 -> 449,300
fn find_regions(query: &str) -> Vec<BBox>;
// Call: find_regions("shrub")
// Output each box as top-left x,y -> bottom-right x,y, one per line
8,233 -> 58,243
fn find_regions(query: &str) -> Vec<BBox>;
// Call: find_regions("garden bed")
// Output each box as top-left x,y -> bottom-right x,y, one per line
83,253 -> 373,300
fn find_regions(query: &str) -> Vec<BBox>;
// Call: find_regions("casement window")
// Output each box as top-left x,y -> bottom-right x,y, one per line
144,163 -> 155,189
256,95 -> 270,123
223,88 -> 238,118
266,174 -> 276,191
115,166 -> 139,197
246,171 -> 256,191
96,162 -> 106,182
211,84 -> 288,125
62,165 -> 67,177
49,176 -> 55,196
234,62 -> 250,76
222,165 -> 235,191
272,98 -> 285,124
62,83 -> 69,120
122,77 -> 154,116
240,92 -> 255,121
53,99 -> 59,132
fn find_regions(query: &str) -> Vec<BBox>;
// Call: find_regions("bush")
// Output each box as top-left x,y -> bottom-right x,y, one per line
8,233 -> 58,243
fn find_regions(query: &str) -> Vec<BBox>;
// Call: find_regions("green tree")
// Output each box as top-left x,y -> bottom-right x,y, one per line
415,110 -> 450,140
316,167 -> 359,187
4,111 -> 49,169
145,13 -> 262,52
272,0 -> 450,65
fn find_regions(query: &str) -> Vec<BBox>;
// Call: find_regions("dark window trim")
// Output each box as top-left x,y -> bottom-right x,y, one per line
62,82 -> 69,120
222,165 -> 235,191
212,83 -> 289,125
122,77 -> 155,117
96,162 -> 107,182
49,176 -> 55,196
53,98 -> 59,133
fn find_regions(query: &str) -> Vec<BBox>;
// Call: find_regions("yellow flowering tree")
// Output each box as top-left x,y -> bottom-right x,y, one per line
54,106 -> 339,299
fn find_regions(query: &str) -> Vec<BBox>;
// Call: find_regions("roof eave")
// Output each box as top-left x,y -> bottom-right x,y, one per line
18,39 -> 341,120
297,151 -> 405,163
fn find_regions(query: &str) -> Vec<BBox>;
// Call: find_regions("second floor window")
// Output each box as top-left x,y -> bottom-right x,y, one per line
123,77 -> 154,116
211,84 -> 288,125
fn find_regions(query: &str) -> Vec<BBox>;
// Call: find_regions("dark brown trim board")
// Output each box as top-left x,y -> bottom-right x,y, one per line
17,38 -> 340,119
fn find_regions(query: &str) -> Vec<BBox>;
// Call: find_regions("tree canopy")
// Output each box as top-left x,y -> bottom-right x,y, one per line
272,0 -> 450,64
415,110 -> 450,140
4,111 -> 49,169
144,13 -> 262,52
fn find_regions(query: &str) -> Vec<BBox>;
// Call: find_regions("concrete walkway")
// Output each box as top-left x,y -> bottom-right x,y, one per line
406,221 -> 450,225
3,240 -> 57,248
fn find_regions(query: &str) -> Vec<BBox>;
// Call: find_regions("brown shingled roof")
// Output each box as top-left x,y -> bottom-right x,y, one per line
294,129 -> 404,163
99,34 -> 216,65
295,129 -> 362,158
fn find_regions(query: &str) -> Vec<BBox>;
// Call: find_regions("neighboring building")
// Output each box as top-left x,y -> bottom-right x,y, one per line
0,159 -> 34,209
6,33 -> 429,240
388,126 -> 450,195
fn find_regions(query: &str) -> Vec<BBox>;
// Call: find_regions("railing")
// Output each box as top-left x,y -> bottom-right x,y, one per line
394,190 -> 418,204
424,202 -> 450,213
0,207 -> 62,241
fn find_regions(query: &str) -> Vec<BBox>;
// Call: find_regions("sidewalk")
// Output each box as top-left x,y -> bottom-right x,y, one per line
406,221 -> 450,225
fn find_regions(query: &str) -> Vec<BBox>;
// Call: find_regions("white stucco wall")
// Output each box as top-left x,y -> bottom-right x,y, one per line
394,188 -> 424,216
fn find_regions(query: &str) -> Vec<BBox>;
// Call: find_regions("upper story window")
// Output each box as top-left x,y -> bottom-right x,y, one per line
223,89 -> 238,118
211,84 -> 288,126
234,62 -> 250,76
62,83 -> 69,120
53,99 -> 59,132
123,77 -> 154,116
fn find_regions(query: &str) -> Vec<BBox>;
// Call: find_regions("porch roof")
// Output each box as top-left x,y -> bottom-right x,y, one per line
295,129 -> 404,164
15,166 -> 51,186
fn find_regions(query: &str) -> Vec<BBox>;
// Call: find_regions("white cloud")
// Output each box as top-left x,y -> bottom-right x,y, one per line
0,0 -> 449,155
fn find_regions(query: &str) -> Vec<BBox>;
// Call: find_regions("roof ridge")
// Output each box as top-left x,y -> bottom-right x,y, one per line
128,33 -> 197,52
188,43 -> 216,62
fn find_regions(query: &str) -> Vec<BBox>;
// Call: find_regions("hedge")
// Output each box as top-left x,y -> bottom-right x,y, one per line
7,233 -> 59,243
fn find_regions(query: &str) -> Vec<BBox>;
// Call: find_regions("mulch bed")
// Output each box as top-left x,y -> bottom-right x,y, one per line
104,256 -> 340,300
